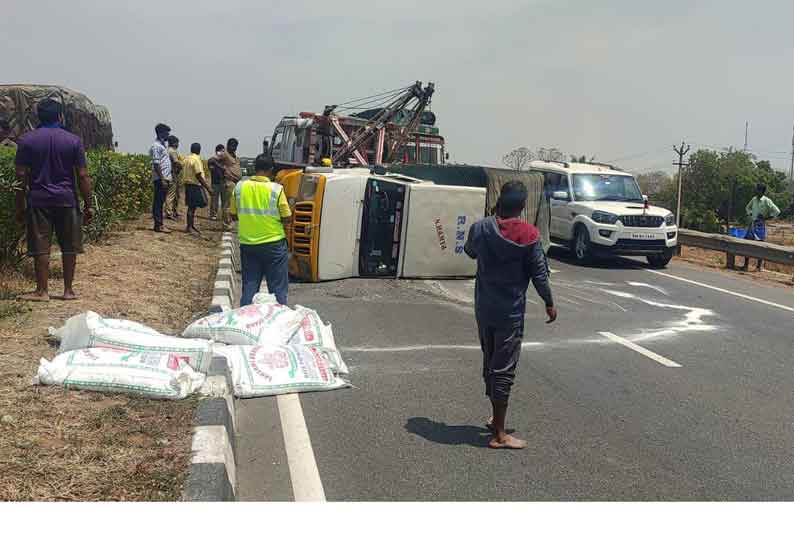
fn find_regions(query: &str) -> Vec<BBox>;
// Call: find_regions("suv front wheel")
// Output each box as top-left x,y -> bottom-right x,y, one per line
572,227 -> 592,263
647,249 -> 673,268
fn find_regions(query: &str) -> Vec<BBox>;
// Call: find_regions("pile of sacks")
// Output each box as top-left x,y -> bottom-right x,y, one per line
38,293 -> 350,400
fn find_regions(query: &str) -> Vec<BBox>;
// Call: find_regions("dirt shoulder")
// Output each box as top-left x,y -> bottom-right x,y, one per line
676,245 -> 794,289
0,212 -> 222,501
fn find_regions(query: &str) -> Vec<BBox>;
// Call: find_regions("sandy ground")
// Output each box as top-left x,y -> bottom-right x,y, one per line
0,211 -> 221,501
675,221 -> 794,288
676,246 -> 794,289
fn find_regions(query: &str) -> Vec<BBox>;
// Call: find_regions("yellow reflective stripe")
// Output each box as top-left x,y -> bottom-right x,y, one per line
237,207 -> 280,216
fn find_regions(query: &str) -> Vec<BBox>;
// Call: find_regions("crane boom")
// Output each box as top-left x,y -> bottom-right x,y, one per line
384,82 -> 434,164
331,81 -> 431,166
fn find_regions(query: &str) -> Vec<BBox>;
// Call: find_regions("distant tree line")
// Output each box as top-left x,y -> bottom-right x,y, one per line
651,149 -> 793,232
501,146 -> 596,171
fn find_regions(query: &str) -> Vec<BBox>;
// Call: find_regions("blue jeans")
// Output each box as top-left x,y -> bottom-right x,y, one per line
240,239 -> 289,306
152,178 -> 167,229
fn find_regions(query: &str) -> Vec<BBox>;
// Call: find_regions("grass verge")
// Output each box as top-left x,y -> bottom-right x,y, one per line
0,211 -> 223,500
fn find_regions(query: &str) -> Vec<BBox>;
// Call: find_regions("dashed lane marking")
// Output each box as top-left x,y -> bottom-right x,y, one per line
599,332 -> 682,368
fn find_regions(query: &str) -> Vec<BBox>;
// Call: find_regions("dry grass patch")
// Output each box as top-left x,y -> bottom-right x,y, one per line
0,211 -> 223,501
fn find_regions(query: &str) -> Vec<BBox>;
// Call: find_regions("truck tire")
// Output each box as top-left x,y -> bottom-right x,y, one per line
571,227 -> 592,264
647,249 -> 673,268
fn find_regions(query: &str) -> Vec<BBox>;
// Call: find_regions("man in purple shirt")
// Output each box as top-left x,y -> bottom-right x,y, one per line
14,99 -> 93,302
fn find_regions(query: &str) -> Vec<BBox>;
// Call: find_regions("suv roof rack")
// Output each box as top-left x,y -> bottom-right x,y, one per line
535,159 -> 570,168
583,161 -> 619,170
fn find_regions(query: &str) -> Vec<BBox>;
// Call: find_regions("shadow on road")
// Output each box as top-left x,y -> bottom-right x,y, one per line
547,246 -> 649,270
404,417 -> 492,448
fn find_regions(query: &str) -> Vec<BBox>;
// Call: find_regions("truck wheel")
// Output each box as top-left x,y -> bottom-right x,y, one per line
647,249 -> 673,268
572,227 -> 592,264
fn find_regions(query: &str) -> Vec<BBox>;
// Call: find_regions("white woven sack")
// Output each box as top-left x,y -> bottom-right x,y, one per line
290,306 -> 337,348
252,292 -> 278,305
53,311 -> 214,373
183,303 -> 302,346
37,347 -> 206,400
49,311 -> 163,346
216,344 -> 349,398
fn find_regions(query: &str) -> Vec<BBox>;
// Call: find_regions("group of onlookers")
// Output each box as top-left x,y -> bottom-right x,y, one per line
148,123 -> 241,234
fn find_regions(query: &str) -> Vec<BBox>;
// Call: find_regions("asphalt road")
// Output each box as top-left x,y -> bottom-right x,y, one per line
236,249 -> 794,501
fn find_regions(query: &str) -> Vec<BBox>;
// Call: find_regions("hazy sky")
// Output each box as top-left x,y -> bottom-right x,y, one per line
3,0 -> 793,173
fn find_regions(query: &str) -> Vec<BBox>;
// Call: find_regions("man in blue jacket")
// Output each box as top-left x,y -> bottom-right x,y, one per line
465,181 -> 557,449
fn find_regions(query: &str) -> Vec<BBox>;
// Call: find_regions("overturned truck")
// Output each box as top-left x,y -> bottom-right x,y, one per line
387,164 -> 551,252
0,84 -> 113,149
279,163 -> 550,282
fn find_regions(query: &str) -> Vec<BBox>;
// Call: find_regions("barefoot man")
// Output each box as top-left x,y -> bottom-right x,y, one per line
14,98 -> 93,302
464,181 -> 557,449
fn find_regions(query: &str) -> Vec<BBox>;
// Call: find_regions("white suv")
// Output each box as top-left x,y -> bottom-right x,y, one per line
532,161 -> 678,267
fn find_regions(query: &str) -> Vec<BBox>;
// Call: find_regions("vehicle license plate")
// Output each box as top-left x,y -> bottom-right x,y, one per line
630,232 -> 660,240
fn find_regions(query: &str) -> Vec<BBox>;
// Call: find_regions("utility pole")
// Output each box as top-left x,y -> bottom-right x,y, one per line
744,121 -> 749,153
789,124 -> 794,184
673,141 -> 691,228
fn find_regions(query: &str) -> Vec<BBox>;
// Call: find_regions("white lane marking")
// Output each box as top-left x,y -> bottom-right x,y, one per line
647,269 -> 794,314
277,394 -> 325,502
626,281 -> 668,296
599,332 -> 682,368
343,342 -> 543,353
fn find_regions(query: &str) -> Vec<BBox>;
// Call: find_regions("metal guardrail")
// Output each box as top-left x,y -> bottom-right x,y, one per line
678,228 -> 794,268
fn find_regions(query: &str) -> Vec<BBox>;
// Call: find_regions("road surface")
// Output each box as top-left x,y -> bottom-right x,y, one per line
235,249 -> 794,500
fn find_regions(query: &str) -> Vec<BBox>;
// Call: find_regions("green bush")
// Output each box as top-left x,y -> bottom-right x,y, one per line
0,147 -> 152,267
0,147 -> 26,267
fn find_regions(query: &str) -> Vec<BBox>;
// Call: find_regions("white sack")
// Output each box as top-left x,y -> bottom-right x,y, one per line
252,292 -> 278,305
216,344 -> 349,398
37,347 -> 205,400
290,306 -> 337,349
49,311 -> 163,344
52,311 -> 214,373
183,303 -> 303,346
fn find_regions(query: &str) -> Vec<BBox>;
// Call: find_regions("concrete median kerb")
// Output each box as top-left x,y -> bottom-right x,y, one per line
183,233 -> 241,501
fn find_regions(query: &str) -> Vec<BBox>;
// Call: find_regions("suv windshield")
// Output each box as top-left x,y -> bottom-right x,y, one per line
572,174 -> 643,203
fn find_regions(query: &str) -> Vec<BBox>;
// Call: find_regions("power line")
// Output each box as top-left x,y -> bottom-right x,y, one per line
604,146 -> 671,164
334,86 -> 410,107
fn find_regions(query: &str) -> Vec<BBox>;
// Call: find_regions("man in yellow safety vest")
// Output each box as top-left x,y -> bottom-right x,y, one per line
230,154 -> 292,306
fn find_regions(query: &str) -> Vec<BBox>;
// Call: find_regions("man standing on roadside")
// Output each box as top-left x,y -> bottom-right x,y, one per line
218,137 -> 241,227
1,118 -> 17,149
464,181 -> 557,450
230,154 -> 292,306
14,99 -> 93,302
166,135 -> 183,220
742,183 -> 781,271
207,143 -> 225,220
182,142 -> 212,236
149,123 -> 172,233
